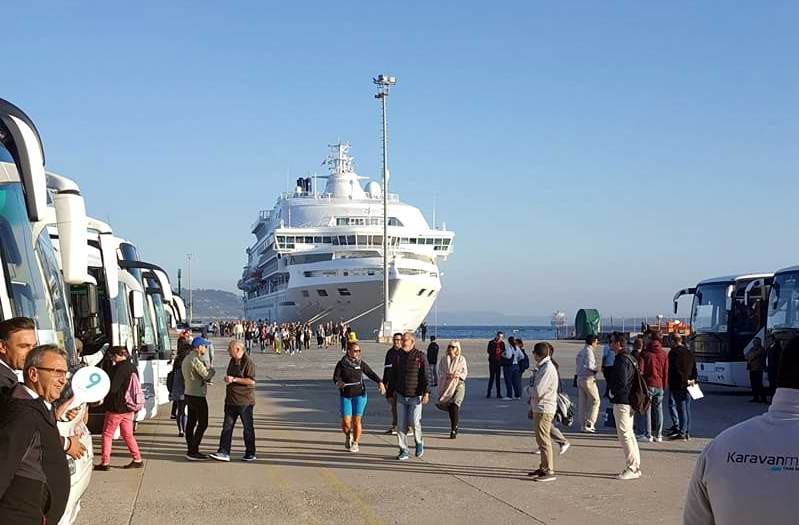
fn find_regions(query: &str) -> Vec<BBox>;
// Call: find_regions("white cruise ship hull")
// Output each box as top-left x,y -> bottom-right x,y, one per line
243,272 -> 440,337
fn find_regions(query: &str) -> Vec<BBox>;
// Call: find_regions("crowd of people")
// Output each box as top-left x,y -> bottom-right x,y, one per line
206,320 -> 356,355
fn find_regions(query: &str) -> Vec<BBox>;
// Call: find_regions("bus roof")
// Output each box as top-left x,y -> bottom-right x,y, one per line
774,265 -> 799,276
697,273 -> 774,286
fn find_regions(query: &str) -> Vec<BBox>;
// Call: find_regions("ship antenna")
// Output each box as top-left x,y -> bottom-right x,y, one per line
374,73 -> 397,342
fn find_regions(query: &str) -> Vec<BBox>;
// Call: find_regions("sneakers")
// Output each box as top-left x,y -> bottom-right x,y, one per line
533,473 -> 557,482
123,460 -> 144,469
397,450 -> 410,461
242,455 -> 257,462
345,432 -> 353,450
415,443 -> 425,458
209,452 -> 231,462
527,468 -> 545,477
502,397 -> 512,401
654,436 -> 663,443
559,442 -> 571,456
93,464 -> 111,471
185,452 -> 208,461
617,468 -> 642,480
384,428 -> 397,435
668,433 -> 689,441
349,443 -> 360,453
637,435 -> 654,443
582,427 -> 596,434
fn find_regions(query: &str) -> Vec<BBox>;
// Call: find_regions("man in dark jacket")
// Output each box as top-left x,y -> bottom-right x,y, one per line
0,345 -> 71,524
0,317 -> 37,403
382,333 -> 403,435
486,331 -> 505,398
387,332 -> 429,461
426,336 -> 440,387
667,334 -> 697,440
608,334 -> 641,480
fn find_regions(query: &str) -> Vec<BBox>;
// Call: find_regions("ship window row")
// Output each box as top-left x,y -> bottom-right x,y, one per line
335,216 -> 403,227
312,288 -> 351,297
304,268 -> 381,278
275,235 -> 452,250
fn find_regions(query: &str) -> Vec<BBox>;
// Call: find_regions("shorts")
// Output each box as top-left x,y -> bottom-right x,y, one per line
340,394 -> 368,417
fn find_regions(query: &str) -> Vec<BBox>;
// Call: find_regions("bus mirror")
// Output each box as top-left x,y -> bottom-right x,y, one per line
53,191 -> 89,285
673,301 -> 678,315
130,291 -> 145,319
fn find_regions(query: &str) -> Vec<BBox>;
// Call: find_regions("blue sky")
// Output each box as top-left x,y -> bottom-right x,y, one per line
4,2 -> 798,319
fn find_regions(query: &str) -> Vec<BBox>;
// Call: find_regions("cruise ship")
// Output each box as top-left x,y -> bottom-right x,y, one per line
238,143 -> 454,336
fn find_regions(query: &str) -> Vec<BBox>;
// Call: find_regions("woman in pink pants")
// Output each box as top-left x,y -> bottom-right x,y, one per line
95,346 -> 143,470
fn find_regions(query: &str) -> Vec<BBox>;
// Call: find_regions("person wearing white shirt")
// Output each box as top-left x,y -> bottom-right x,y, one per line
527,342 -> 559,482
502,338 -> 524,400
575,335 -> 600,432
683,336 -> 799,524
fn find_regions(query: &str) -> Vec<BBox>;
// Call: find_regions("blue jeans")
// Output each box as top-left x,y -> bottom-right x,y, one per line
487,362 -> 502,397
644,387 -> 664,438
503,364 -> 521,398
396,394 -> 423,452
218,404 -> 256,457
671,390 -> 691,436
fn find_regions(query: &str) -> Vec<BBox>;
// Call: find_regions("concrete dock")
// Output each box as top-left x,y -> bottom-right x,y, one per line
79,337 -> 767,524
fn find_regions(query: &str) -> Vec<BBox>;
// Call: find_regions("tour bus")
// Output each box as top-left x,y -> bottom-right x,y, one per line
673,273 -> 772,387
765,265 -> 799,356
0,99 -> 93,524
117,242 -> 175,411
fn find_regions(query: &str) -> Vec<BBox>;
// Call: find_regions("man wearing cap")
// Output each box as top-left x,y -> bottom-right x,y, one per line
182,337 -> 216,460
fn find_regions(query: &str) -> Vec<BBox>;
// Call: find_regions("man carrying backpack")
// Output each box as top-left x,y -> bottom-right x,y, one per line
608,334 -> 642,480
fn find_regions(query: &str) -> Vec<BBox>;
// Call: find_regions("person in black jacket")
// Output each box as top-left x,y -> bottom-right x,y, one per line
386,332 -> 430,461
486,332 -> 506,398
426,336 -> 440,386
382,333 -> 403,435
0,345 -> 71,525
0,317 -> 37,404
666,334 -> 697,440
608,334 -> 642,480
95,346 -> 143,471
333,342 -> 385,453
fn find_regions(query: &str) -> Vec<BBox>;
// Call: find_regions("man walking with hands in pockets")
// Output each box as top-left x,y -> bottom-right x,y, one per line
386,331 -> 430,461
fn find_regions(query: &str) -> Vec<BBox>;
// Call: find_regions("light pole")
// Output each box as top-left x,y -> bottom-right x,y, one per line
187,253 -> 193,322
374,73 -> 397,341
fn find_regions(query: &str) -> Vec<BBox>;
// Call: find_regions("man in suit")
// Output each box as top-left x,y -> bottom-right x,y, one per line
0,345 -> 72,524
0,317 -> 37,400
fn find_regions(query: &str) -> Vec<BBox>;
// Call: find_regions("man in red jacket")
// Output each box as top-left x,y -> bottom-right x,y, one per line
638,337 -> 669,442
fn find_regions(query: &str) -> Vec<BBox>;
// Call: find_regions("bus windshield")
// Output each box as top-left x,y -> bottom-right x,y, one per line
150,292 -> 171,358
0,181 -> 53,332
691,283 -> 729,333
36,231 -> 77,366
768,271 -> 799,331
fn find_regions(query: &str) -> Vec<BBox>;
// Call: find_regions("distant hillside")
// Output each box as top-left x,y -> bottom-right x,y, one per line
186,289 -> 243,320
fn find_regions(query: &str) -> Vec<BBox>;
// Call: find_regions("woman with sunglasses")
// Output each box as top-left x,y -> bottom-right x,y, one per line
95,346 -> 143,471
437,340 -> 468,438
333,341 -> 385,452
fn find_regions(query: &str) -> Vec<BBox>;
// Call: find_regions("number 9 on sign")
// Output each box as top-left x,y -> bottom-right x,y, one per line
71,366 -> 110,404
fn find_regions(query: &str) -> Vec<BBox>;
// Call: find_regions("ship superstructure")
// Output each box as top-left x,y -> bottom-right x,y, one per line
238,143 -> 454,336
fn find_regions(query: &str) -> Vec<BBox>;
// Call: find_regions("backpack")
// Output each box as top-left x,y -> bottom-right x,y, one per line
125,372 -> 145,412
519,350 -> 530,374
623,354 -> 651,416
555,392 -> 574,426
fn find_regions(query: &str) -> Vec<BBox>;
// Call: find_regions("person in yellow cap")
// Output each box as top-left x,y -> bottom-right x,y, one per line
347,331 -> 358,344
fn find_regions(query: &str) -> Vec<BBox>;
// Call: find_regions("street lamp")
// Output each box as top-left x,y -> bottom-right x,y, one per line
187,253 -> 193,322
374,74 -> 397,341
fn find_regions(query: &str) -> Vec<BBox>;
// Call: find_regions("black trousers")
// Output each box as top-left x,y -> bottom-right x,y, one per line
487,362 -> 502,396
750,370 -> 766,401
218,404 -> 256,457
185,395 -> 209,454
